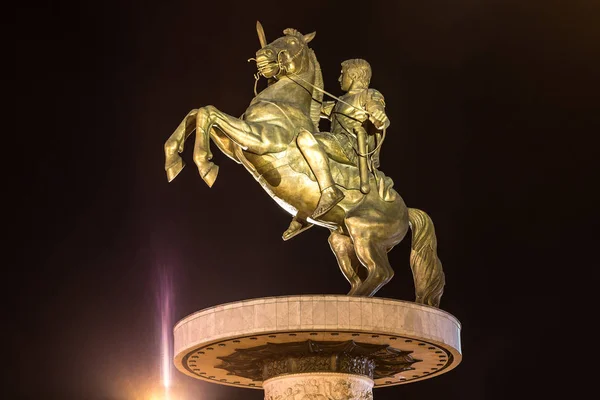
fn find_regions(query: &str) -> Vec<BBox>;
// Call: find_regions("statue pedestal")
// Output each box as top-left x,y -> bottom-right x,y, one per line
173,295 -> 461,399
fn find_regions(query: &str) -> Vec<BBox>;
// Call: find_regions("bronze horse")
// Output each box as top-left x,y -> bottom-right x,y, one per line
164,24 -> 445,306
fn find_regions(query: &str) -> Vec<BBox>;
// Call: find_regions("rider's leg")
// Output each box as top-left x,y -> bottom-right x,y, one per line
312,133 -> 354,165
296,129 -> 344,218
281,130 -> 346,239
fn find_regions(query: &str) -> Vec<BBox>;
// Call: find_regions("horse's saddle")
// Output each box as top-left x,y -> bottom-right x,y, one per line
283,140 -> 397,202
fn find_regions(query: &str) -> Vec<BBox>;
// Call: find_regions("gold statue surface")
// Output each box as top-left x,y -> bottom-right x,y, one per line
164,22 -> 445,306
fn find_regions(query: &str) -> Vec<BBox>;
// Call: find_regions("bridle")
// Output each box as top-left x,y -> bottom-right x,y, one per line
249,39 -> 387,159
249,36 -> 307,94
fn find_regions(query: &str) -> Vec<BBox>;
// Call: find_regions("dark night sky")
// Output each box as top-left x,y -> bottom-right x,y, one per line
13,1 -> 597,399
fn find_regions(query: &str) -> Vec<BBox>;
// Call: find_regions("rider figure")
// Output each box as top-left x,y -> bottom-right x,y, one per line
325,58 -> 390,168
283,58 -> 390,240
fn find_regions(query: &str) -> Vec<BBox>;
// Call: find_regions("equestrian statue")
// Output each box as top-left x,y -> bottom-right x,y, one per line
163,22 -> 445,306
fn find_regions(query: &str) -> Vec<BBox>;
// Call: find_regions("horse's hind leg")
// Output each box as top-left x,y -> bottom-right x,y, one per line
328,231 -> 363,295
350,236 -> 394,297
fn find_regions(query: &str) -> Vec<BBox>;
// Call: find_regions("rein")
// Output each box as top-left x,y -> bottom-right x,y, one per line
282,63 -> 387,159
249,43 -> 387,158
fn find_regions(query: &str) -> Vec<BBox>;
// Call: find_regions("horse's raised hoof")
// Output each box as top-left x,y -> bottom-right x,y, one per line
199,162 -> 219,188
166,157 -> 186,182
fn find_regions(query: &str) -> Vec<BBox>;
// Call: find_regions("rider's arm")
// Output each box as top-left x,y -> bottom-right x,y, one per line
365,89 -> 390,129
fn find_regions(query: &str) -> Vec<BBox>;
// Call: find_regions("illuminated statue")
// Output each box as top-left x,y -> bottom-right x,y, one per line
163,22 -> 444,304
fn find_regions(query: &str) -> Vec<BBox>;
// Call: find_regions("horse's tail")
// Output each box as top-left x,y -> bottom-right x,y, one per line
164,109 -> 199,182
408,208 -> 445,307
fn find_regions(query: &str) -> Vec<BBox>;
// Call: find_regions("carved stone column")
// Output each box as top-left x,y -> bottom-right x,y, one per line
263,372 -> 373,400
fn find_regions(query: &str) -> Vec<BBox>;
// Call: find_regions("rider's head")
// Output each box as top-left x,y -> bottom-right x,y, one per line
339,59 -> 371,91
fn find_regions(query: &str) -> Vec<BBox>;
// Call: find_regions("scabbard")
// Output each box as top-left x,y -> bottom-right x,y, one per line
355,127 -> 370,194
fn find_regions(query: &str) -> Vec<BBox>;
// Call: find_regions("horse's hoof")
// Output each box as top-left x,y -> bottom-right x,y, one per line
166,157 -> 186,182
200,163 -> 219,188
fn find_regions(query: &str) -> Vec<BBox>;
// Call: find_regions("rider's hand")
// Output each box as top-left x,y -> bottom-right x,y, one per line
370,109 -> 390,129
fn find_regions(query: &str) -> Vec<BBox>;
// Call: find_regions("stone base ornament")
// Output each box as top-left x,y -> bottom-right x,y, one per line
264,373 -> 373,400
173,295 -> 462,399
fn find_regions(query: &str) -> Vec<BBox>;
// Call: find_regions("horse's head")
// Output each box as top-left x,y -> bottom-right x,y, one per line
254,22 -> 316,79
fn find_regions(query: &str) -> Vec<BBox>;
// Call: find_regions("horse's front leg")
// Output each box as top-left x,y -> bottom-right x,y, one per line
193,105 -> 286,187
164,109 -> 198,182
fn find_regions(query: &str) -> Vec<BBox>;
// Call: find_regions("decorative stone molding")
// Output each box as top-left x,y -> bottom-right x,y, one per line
174,295 -> 462,388
263,372 -> 373,400
217,340 -> 417,381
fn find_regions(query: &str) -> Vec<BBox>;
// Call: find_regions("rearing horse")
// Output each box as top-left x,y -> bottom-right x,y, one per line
163,24 -> 445,306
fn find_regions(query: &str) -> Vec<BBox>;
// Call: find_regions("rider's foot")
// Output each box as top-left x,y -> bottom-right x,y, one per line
283,219 -> 304,241
282,217 -> 313,241
312,186 -> 344,219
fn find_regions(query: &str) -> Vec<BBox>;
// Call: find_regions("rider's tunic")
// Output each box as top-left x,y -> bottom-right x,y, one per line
328,88 -> 386,166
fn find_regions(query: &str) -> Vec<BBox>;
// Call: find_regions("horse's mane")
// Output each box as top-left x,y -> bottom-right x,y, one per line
282,29 -> 323,131
308,49 -> 323,131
